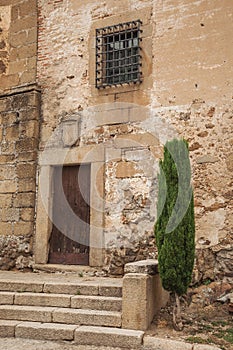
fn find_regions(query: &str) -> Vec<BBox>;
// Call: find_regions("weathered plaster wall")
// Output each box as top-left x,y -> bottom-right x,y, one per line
0,0 -> 39,269
36,0 -> 233,280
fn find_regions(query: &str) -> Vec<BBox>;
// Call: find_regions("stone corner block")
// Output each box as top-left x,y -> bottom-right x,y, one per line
124,259 -> 159,275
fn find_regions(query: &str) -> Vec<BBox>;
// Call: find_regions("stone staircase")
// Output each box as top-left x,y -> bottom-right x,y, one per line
0,272 -> 144,348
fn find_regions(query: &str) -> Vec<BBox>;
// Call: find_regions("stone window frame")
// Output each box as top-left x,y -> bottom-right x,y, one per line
89,7 -> 153,101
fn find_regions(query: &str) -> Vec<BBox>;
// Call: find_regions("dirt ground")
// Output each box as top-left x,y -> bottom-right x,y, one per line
148,281 -> 233,350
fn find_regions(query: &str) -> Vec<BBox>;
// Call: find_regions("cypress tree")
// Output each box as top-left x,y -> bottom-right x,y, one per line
155,138 -> 195,329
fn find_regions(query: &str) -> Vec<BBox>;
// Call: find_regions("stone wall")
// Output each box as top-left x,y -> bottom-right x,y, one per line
0,0 -> 39,269
0,0 -> 232,278
35,0 -> 233,281
0,0 -> 37,92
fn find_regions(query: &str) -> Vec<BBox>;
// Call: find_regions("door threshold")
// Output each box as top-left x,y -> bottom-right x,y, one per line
33,263 -> 98,274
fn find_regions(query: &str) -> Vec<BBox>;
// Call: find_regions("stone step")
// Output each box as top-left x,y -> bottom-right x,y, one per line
0,320 -> 77,341
0,305 -> 121,327
71,295 -> 122,311
0,291 -> 122,311
0,279 -> 122,297
74,325 -> 144,348
53,307 -> 121,327
16,322 -> 77,341
0,305 -> 54,323
0,320 -> 144,348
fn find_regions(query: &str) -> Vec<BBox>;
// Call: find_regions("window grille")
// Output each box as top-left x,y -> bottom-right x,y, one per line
96,20 -> 142,88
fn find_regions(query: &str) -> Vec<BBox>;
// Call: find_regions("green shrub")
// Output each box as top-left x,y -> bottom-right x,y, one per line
155,139 -> 195,328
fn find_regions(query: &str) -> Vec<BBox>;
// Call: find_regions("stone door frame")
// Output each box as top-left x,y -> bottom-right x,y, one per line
34,144 -> 105,267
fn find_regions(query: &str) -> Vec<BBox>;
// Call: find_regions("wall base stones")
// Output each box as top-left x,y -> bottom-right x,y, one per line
0,235 -> 33,270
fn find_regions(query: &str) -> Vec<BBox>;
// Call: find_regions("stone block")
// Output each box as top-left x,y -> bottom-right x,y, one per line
20,208 -> 35,221
0,320 -> 18,338
27,28 -> 37,44
99,285 -> 122,297
16,162 -> 36,179
11,15 -> 37,33
27,56 -> 37,70
9,32 -> 27,48
105,147 -> 122,162
194,346 -> 222,350
124,259 -> 159,275
0,194 -> 12,207
71,295 -> 122,312
15,292 -> 71,308
196,155 -> 219,164
1,208 -> 20,222
19,108 -> 40,121
0,155 -> 15,164
18,0 -> 37,17
0,165 -> 16,180
13,221 -> 34,236
16,138 -> 38,153
53,308 -> 121,327
143,336 -> 193,350
122,273 -> 169,331
74,326 -> 144,348
0,100 -> 6,113
19,70 -> 36,85
20,120 -> 39,139
122,273 -> 149,330
0,280 -> 43,293
43,282 -> 99,296
0,292 -> 14,305
94,107 -> 129,126
13,193 -> 35,208
0,180 -> 17,193
116,161 -> 142,178
18,178 -> 36,192
5,125 -> 19,141
1,112 -> 18,125
15,322 -> 77,341
114,133 -> 160,149
0,74 -> 19,91
0,305 -> 53,322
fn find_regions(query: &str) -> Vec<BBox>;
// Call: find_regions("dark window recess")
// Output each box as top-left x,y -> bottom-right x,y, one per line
96,20 -> 143,88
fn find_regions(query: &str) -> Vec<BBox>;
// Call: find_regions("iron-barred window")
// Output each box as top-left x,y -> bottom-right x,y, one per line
96,20 -> 142,88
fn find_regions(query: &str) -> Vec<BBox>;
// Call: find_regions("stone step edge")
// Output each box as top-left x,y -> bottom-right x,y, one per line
0,322 -> 221,350
0,321 -> 144,346
0,305 -> 121,327
0,280 -> 122,297
0,291 -> 122,310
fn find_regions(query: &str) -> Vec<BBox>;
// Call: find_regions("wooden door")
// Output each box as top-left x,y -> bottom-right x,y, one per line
48,165 -> 90,265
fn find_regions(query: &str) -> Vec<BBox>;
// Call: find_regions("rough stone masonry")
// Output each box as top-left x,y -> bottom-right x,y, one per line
0,0 -> 232,282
